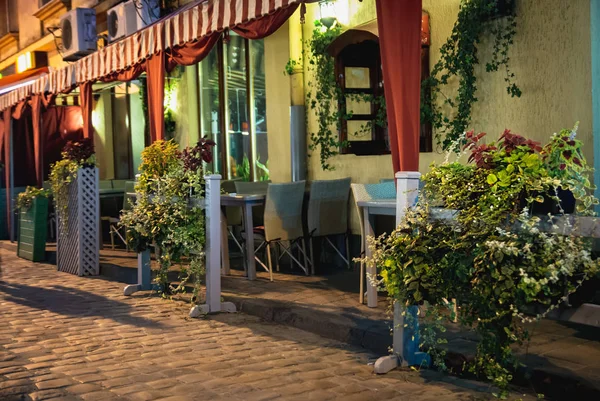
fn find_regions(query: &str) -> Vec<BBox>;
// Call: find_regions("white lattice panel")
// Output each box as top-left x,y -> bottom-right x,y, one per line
57,167 -> 99,276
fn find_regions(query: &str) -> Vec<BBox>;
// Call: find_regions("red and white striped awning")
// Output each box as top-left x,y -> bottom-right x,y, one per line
0,0 -> 305,111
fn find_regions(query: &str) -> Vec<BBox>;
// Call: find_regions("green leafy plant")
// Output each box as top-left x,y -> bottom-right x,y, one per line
541,123 -> 596,211
236,155 -> 251,181
50,140 -> 96,233
120,139 -> 213,301
256,158 -> 270,181
366,125 -> 599,397
422,0 -> 521,151
16,186 -> 51,211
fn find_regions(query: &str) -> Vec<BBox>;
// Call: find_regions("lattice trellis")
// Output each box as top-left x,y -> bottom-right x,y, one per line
57,167 -> 99,276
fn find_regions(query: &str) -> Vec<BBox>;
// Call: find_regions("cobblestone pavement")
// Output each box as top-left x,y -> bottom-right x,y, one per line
0,249 -> 525,401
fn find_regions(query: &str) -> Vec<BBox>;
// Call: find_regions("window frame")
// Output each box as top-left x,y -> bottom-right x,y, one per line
199,34 -> 267,181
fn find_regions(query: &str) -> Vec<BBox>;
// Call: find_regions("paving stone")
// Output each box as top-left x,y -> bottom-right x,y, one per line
35,378 -> 76,390
0,248 -> 534,401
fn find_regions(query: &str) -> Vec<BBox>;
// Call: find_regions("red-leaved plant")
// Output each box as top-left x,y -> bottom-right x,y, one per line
181,138 -> 216,173
464,129 -> 541,169
63,138 -> 95,164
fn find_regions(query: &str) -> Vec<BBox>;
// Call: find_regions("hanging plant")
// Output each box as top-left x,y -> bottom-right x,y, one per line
421,0 -> 521,151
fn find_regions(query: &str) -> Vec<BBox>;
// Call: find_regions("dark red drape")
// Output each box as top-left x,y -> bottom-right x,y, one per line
3,108 -> 12,235
79,82 -> 94,141
376,0 -> 422,173
145,53 -> 166,143
42,106 -> 84,178
166,33 -> 221,70
232,4 -> 299,39
99,62 -> 146,83
30,95 -> 44,187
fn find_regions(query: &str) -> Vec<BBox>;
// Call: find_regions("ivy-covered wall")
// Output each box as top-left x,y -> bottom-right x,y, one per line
300,0 -> 592,185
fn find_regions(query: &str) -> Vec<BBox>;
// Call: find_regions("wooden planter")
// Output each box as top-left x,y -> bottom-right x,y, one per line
57,167 -> 100,276
17,197 -> 49,262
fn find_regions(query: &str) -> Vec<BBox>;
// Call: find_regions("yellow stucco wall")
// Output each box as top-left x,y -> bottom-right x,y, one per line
264,21 -> 293,183
299,0 -> 593,183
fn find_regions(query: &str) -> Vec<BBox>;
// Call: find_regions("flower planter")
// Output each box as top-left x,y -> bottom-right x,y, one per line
17,197 -> 49,262
56,167 -> 100,276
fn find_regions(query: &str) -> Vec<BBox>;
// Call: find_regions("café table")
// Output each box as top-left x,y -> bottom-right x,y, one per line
220,193 -> 266,280
356,198 -> 396,308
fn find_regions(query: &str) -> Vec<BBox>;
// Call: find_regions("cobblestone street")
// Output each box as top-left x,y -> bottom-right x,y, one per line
0,249 -> 521,401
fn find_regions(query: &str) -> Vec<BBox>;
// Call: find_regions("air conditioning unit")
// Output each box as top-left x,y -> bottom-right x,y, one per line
133,0 -> 160,30
60,8 -> 97,61
107,1 -> 138,43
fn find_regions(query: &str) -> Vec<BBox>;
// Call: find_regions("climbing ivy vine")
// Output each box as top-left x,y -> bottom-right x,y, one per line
422,0 -> 521,151
289,21 -> 386,171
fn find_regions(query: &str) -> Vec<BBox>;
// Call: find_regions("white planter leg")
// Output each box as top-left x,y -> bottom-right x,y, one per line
374,172 -> 430,372
190,175 -> 236,317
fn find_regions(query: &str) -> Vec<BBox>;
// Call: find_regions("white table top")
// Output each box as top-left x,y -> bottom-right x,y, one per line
357,199 -> 396,209
220,193 -> 266,206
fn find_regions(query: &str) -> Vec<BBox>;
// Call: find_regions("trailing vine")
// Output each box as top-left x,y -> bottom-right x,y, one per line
422,0 -> 521,151
291,21 -> 387,171
16,186 -> 51,212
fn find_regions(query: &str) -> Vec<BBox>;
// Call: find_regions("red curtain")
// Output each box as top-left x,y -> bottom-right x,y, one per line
3,108 -> 11,234
232,4 -> 299,39
99,63 -> 146,83
145,53 -> 166,143
42,106 -> 84,178
79,82 -> 94,141
376,0 -> 422,172
166,33 -> 221,70
30,95 -> 44,187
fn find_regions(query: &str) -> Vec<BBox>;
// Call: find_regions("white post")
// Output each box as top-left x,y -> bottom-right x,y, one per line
205,174 -> 222,312
189,174 -> 236,316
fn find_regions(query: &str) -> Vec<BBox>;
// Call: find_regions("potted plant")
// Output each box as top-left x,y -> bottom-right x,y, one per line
16,186 -> 51,262
120,139 -> 214,301
367,124 -> 599,397
50,139 -> 99,276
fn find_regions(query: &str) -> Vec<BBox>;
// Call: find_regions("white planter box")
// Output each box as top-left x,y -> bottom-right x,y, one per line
57,167 -> 100,276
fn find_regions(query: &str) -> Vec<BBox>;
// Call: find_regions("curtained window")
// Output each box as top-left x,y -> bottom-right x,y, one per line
198,32 -> 268,181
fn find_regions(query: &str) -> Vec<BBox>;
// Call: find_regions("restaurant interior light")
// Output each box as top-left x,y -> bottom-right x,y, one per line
319,0 -> 337,29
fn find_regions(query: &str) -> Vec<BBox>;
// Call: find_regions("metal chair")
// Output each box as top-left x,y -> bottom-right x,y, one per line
101,181 -> 135,250
351,181 -> 396,304
306,178 -> 351,275
249,181 -> 308,281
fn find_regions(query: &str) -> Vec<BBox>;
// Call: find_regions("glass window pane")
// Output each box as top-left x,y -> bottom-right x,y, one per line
251,39 -> 268,181
112,83 -> 133,179
225,33 -> 250,180
199,46 -> 222,175
347,120 -> 373,141
346,95 -> 371,115
345,67 -> 371,89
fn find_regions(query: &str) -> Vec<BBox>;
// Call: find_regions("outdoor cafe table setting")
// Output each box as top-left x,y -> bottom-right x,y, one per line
220,193 -> 266,280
